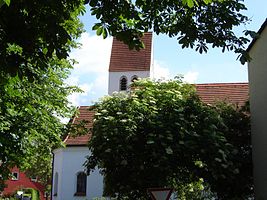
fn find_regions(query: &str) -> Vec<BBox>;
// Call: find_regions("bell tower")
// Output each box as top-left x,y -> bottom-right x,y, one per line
108,33 -> 153,95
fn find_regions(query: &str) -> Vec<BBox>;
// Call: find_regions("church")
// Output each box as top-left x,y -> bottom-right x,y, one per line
51,33 -> 248,200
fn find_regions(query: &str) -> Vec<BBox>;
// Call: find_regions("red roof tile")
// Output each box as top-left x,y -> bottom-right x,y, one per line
64,106 -> 94,146
109,32 -> 152,72
64,83 -> 249,146
196,82 -> 249,106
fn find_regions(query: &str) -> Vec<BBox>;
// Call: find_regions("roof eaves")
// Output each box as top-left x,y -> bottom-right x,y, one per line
247,18 -> 267,53
66,144 -> 88,147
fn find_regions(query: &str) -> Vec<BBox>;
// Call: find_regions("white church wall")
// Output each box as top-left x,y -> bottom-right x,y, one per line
108,71 -> 150,95
52,148 -> 63,199
52,146 -> 103,200
248,25 -> 267,199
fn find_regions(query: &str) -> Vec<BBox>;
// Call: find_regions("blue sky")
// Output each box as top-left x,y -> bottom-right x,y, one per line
67,0 -> 266,106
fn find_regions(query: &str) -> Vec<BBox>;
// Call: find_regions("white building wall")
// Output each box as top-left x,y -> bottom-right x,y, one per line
248,26 -> 267,199
52,147 -> 103,200
108,71 -> 150,95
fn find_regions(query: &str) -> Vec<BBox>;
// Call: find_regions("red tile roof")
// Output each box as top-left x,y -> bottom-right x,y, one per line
64,83 -> 249,146
109,32 -> 152,72
64,106 -> 94,146
196,83 -> 249,106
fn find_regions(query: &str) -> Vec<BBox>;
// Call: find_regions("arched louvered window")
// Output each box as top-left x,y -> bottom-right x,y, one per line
131,75 -> 138,82
120,76 -> 127,91
75,172 -> 87,196
53,172 -> 58,196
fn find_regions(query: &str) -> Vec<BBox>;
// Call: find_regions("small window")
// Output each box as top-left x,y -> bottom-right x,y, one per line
11,172 -> 19,180
120,76 -> 127,91
53,172 -> 58,196
31,176 -> 37,182
75,172 -> 87,196
131,75 -> 138,82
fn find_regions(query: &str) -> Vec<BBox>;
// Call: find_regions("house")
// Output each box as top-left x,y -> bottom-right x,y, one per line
247,18 -> 267,199
2,167 -> 46,200
52,33 -> 249,200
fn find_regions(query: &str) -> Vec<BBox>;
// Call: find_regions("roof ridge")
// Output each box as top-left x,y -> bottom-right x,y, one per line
196,82 -> 248,86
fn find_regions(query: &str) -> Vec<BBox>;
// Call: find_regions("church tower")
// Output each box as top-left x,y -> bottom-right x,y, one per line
108,32 -> 153,95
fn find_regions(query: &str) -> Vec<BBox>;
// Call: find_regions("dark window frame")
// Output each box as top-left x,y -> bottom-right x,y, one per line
11,172 -> 19,180
131,75 -> 138,82
74,172 -> 87,196
120,76 -> 127,91
53,172 -> 58,196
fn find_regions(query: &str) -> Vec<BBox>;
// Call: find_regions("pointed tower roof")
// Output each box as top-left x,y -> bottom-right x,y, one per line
109,32 -> 152,72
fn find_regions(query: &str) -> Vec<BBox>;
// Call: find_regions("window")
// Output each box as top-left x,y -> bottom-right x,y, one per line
75,172 -> 87,196
11,172 -> 19,180
131,75 -> 138,82
31,176 -> 37,182
53,172 -> 58,196
120,76 -> 127,91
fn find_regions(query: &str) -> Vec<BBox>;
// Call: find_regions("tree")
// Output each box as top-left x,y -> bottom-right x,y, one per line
0,58 -> 82,190
0,0 -> 86,190
212,102 -> 253,199
0,0 -> 10,7
0,0 -> 85,78
86,78 -> 252,199
89,0 -> 255,64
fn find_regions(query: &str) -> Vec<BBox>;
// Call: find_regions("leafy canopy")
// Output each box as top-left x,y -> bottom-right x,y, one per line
86,78 -> 252,199
0,0 -> 86,190
0,0 -> 85,78
89,0 -> 254,64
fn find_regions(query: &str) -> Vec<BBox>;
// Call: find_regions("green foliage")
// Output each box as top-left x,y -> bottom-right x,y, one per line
172,178 -> 215,200
210,102 -> 253,199
0,0 -> 85,78
0,58 -> 80,188
23,188 -> 40,200
0,0 -> 86,191
0,0 -> 10,7
86,78 -> 252,199
88,0 -> 254,63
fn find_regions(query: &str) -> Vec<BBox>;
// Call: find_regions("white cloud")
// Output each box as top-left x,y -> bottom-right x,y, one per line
67,83 -> 93,106
70,33 -> 112,74
65,75 -> 79,86
91,73 -> 108,93
152,60 -> 170,80
183,71 -> 199,83
67,33 -> 112,105
68,93 -> 80,106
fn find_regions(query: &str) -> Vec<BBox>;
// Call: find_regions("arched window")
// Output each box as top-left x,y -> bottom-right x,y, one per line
75,172 -> 87,196
131,75 -> 138,82
120,76 -> 127,91
53,172 -> 58,196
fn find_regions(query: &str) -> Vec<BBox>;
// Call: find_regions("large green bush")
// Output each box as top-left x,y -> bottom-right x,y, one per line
86,78 -> 252,199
